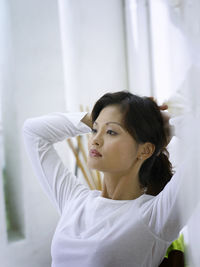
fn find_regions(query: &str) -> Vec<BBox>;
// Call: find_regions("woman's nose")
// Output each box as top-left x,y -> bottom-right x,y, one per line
91,134 -> 103,146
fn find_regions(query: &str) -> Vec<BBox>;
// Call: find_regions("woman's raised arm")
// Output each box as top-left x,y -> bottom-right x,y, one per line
22,112 -> 91,214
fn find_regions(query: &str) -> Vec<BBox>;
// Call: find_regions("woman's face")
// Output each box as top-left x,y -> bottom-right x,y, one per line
87,105 -> 140,174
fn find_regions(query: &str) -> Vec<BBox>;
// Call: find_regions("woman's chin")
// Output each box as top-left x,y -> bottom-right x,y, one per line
87,160 -> 102,171
87,162 -> 99,170
87,159 -> 95,169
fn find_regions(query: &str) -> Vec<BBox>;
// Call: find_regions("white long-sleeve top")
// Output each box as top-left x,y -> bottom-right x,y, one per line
22,112 -> 186,267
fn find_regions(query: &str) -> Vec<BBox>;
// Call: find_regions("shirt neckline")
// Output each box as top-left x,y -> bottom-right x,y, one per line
95,191 -> 149,204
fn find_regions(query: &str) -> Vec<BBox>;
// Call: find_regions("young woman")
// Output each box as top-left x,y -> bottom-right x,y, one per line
23,91 -> 185,267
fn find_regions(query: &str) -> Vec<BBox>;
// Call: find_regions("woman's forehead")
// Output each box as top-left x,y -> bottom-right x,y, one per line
97,105 -> 123,121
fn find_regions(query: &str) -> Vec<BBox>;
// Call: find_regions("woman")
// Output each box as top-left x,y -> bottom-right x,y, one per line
23,91 -> 184,267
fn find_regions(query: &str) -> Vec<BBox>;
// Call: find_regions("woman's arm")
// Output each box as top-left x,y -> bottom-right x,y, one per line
140,113 -> 200,243
23,112 -> 92,214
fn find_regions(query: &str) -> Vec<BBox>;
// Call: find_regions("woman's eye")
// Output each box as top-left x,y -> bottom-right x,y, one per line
107,130 -> 117,135
91,128 -> 97,134
91,129 -> 117,136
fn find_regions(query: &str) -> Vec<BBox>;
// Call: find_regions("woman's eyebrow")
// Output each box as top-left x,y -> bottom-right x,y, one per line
93,121 -> 124,129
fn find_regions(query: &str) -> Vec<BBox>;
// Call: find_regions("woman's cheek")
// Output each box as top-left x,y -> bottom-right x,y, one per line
87,136 -> 93,149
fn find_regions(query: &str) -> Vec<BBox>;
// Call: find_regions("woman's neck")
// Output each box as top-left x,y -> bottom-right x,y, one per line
101,172 -> 144,200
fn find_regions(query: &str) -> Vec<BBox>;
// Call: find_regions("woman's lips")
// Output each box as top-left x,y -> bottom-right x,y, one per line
89,149 -> 102,157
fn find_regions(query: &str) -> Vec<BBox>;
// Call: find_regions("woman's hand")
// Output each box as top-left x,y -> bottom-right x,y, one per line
81,113 -> 93,129
159,104 -> 174,146
149,98 -> 174,146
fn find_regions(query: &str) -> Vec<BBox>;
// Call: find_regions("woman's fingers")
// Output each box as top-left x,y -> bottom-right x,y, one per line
149,97 -> 168,111
159,104 -> 168,111
149,97 -> 173,143
160,110 -> 174,145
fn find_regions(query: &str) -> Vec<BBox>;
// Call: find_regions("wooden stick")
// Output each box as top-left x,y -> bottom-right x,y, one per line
77,136 -> 87,162
66,139 -> 94,189
96,170 -> 102,190
76,135 -> 98,189
79,104 -> 84,112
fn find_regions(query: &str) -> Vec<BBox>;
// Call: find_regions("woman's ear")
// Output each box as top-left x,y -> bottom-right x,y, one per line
139,143 -> 155,160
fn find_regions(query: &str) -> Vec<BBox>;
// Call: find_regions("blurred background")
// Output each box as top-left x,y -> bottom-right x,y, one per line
0,0 -> 200,266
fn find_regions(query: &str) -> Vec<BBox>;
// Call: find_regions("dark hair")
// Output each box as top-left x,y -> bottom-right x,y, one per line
91,90 -> 173,196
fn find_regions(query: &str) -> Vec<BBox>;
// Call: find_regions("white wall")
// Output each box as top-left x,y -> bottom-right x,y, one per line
58,0 -> 128,112
0,0 -> 65,266
124,0 -> 153,96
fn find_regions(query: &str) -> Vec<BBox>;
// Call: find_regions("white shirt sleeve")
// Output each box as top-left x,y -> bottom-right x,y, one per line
140,113 -> 200,243
22,112 -> 92,214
